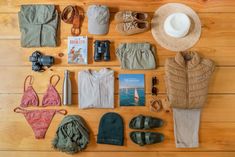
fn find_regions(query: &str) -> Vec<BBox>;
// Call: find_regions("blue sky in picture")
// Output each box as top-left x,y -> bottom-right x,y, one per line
119,74 -> 144,89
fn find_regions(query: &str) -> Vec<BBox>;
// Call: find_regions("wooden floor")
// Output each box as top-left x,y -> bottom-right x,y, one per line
1,0 -> 235,156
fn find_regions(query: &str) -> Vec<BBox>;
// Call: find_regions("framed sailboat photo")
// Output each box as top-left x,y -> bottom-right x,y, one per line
119,74 -> 145,106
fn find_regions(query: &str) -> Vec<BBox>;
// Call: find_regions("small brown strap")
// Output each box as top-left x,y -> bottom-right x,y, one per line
13,107 -> 27,114
50,74 -> 60,87
56,109 -> 67,115
150,98 -> 162,112
61,5 -> 75,24
24,75 -> 33,92
61,5 -> 83,36
71,14 -> 81,36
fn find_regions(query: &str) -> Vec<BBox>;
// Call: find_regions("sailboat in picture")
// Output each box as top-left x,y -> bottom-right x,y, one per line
119,74 -> 145,106
134,88 -> 139,102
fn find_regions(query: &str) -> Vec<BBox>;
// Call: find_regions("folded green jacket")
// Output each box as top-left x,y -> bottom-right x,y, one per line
18,5 -> 58,47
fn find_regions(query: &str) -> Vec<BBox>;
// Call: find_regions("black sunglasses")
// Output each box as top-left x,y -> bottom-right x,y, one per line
152,76 -> 159,95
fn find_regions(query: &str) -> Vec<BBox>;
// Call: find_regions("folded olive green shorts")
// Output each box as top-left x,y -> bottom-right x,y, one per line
116,43 -> 156,69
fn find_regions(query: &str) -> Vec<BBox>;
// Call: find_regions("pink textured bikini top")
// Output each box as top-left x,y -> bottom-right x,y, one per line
20,75 -> 61,107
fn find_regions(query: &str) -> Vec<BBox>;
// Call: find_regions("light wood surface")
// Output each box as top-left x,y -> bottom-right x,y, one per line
1,151 -> 235,157
0,0 -> 235,157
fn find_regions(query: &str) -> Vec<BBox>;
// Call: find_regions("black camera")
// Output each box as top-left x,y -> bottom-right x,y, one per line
29,51 -> 54,72
94,40 -> 111,61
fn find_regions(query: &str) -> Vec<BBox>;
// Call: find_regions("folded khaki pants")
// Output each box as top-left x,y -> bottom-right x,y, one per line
116,43 -> 156,70
173,108 -> 201,148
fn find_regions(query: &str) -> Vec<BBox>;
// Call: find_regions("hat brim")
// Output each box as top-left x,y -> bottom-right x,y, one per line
88,20 -> 109,35
151,3 -> 201,52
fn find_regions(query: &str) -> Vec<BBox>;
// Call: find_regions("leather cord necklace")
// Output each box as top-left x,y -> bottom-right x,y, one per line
61,5 -> 83,36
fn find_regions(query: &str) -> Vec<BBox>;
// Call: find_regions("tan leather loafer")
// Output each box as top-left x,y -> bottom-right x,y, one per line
115,11 -> 148,23
116,20 -> 149,35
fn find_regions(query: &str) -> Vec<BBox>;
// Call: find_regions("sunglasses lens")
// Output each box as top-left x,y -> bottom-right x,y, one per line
152,87 -> 158,95
152,77 -> 157,85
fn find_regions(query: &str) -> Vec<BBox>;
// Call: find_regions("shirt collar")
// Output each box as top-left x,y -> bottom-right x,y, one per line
86,68 -> 113,79
175,51 -> 201,69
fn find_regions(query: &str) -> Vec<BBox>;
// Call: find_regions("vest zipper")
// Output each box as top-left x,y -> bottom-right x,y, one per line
185,63 -> 189,109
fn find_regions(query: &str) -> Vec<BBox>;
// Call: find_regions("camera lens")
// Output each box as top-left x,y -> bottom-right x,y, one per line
39,56 -> 54,66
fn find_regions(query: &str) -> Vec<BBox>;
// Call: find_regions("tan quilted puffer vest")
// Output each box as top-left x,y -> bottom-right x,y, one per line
165,51 -> 215,109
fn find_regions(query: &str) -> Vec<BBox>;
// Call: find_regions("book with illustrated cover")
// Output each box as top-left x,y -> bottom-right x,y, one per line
67,36 -> 88,64
119,74 -> 145,106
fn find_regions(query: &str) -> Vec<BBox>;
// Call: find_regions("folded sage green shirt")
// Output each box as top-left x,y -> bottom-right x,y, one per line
18,5 -> 58,47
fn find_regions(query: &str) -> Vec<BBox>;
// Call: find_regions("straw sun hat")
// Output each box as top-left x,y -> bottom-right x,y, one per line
151,3 -> 201,51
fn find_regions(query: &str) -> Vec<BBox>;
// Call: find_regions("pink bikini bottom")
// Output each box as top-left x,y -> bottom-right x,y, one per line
14,107 -> 67,139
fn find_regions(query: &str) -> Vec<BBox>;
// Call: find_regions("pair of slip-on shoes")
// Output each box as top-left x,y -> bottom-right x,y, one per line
115,11 -> 149,35
129,115 -> 164,146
